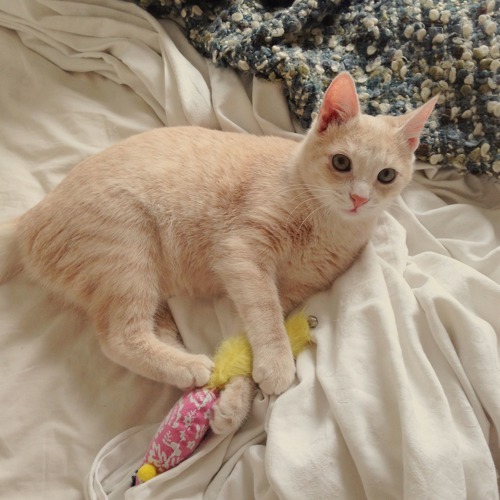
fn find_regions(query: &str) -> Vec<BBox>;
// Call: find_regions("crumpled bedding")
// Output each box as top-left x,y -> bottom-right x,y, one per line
0,1 -> 499,499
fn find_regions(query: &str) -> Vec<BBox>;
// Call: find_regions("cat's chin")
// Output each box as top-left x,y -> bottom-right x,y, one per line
340,207 -> 374,219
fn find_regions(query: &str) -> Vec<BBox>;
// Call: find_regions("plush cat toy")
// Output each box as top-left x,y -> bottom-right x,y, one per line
133,312 -> 316,486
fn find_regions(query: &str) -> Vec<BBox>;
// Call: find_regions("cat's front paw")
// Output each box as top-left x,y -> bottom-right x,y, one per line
252,349 -> 295,395
175,354 -> 214,389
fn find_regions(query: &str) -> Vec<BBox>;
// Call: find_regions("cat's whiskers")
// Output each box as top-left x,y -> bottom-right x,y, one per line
273,183 -> 310,198
287,191 -> 336,233
275,182 -> 346,212
297,203 -> 329,234
275,185 -> 311,203
286,196 -> 320,229
275,183 -> 337,202
279,191 -> 320,222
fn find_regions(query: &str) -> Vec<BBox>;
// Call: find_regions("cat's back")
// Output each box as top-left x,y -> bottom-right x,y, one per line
131,126 -> 298,189
49,126 -> 297,199
87,126 -> 296,173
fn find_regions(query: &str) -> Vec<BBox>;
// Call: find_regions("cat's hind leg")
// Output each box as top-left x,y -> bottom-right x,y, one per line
94,294 -> 213,389
154,302 -> 186,350
210,376 -> 257,435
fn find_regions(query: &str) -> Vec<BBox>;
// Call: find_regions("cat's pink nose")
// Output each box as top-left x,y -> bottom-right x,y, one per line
350,193 -> 369,209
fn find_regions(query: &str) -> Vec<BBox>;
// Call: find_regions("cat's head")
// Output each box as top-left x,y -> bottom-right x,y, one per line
296,72 -> 437,219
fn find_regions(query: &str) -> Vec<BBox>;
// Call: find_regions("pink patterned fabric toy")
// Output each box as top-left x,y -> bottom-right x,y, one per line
134,387 -> 218,484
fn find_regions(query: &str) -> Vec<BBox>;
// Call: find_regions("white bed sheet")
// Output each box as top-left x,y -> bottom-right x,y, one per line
0,1 -> 499,499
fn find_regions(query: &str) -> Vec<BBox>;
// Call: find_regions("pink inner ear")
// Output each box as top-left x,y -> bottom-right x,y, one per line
400,95 -> 438,152
407,137 -> 419,151
318,73 -> 360,133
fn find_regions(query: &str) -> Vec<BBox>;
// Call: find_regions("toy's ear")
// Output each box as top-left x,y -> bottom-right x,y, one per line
317,72 -> 360,133
397,95 -> 438,152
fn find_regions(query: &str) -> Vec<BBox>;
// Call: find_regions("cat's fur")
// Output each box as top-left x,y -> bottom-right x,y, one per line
0,73 -> 436,433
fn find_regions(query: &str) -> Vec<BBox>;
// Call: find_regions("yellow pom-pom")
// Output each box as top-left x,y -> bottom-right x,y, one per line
207,312 -> 313,389
137,463 -> 157,483
284,312 -> 313,357
208,334 -> 253,388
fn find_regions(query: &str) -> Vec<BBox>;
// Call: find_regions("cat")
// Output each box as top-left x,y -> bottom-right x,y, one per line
0,73 -> 437,434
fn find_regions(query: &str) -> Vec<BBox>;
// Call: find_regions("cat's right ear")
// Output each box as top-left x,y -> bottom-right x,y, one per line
397,95 -> 439,152
317,72 -> 360,133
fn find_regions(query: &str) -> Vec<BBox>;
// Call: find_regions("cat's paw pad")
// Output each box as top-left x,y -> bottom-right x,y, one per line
175,354 -> 214,389
209,377 -> 255,435
210,402 -> 240,435
252,352 -> 295,395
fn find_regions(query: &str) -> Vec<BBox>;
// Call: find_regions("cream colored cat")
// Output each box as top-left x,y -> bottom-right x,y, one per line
0,73 -> 436,434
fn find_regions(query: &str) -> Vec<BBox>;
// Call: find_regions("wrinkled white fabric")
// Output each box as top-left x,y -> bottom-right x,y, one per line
0,1 -> 499,499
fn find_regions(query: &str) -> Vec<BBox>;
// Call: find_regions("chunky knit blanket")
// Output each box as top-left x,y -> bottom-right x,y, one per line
138,0 -> 499,178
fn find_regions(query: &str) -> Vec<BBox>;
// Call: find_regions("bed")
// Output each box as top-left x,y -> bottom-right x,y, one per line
0,1 -> 499,499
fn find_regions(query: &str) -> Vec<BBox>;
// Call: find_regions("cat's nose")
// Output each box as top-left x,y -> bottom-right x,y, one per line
350,193 -> 369,209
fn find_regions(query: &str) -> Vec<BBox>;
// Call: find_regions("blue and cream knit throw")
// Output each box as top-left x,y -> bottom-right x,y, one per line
137,0 -> 499,178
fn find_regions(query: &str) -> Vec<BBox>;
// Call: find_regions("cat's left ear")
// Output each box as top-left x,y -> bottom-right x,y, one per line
398,95 -> 439,152
317,72 -> 360,133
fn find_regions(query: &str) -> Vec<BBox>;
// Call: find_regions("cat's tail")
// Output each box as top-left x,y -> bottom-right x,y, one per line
0,219 -> 22,283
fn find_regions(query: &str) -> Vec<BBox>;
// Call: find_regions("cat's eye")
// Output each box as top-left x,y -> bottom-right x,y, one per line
377,168 -> 397,184
331,154 -> 351,172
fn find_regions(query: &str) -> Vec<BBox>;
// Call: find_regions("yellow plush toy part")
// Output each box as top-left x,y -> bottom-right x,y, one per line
208,312 -> 315,389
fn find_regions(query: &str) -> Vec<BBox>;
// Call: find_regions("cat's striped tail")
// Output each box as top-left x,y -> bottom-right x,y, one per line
0,219 -> 22,283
